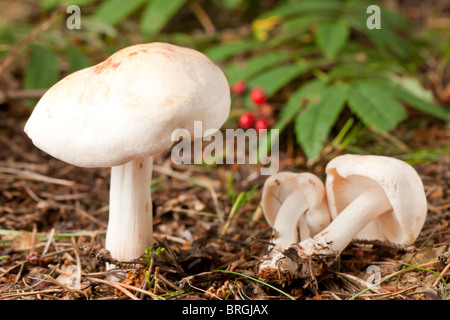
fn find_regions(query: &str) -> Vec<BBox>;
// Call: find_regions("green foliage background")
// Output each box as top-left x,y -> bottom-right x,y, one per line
1,0 -> 449,162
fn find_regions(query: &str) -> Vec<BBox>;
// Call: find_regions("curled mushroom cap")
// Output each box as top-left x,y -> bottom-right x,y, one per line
24,42 -> 230,262
326,154 -> 427,245
261,172 -> 331,243
297,154 -> 428,260
258,172 -> 331,276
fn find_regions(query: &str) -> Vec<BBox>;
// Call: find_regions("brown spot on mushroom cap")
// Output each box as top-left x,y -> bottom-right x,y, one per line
92,58 -> 121,74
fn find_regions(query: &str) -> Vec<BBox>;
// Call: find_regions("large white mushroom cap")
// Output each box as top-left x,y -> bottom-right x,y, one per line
24,42 -> 230,167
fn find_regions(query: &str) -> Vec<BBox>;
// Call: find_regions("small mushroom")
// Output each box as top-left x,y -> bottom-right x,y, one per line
258,172 -> 331,275
24,42 -> 231,262
297,154 -> 427,260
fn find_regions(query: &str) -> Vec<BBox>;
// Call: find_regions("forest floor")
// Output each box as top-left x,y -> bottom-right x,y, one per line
0,102 -> 449,300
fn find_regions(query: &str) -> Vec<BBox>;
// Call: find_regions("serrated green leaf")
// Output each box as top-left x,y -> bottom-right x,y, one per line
276,79 -> 328,130
295,83 -> 349,160
246,62 -> 310,98
225,52 -> 291,85
204,40 -> 263,62
365,28 -> 411,59
347,82 -> 407,132
140,0 -> 187,36
65,44 -> 92,73
316,19 -> 349,58
257,79 -> 328,162
93,0 -> 147,26
24,44 -> 60,90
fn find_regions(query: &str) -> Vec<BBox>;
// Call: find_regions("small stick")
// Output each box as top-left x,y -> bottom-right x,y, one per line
0,9 -> 62,76
0,289 -> 63,300
42,228 -> 56,256
188,1 -> 216,34
153,267 -> 160,295
71,237 -> 83,290
0,89 -> 47,104
157,273 -> 182,292
251,205 -> 263,222
30,224 -> 38,253
86,277 -> 139,300
45,275 -> 85,298
416,262 -> 450,300
86,277 -> 159,300
373,285 -> 419,300
155,237 -> 187,277
0,167 -> 75,186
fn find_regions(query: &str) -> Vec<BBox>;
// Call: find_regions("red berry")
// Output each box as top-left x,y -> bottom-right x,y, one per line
258,103 -> 274,117
238,112 -> 255,129
250,87 -> 266,105
254,118 -> 268,132
233,81 -> 246,94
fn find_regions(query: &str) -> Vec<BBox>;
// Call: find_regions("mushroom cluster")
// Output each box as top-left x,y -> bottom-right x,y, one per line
24,42 -> 231,263
258,154 -> 428,279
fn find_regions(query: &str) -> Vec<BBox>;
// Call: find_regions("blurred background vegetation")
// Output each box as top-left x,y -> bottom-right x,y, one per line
0,0 -> 449,165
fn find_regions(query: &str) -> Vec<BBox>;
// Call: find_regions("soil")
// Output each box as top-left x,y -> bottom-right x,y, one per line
0,102 -> 449,300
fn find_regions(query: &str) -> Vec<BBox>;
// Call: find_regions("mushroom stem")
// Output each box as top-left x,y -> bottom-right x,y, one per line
106,156 -> 154,262
272,190 -> 311,248
260,191 -> 311,273
299,185 -> 392,256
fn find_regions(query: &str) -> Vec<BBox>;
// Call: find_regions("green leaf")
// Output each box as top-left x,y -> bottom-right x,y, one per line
246,62 -> 310,98
259,0 -> 341,19
225,52 -> 291,85
295,83 -> 349,160
79,17 -> 118,37
93,0 -> 147,26
347,81 -> 407,132
24,44 -> 60,90
204,40 -> 263,62
257,80 -> 327,163
315,19 -> 350,58
352,76 -> 449,122
284,14 -> 326,32
365,28 -> 412,59
140,0 -> 187,36
40,0 -> 63,10
213,0 -> 245,10
65,44 -> 92,73
394,88 -> 450,122
41,0 -> 99,11
276,79 -> 328,130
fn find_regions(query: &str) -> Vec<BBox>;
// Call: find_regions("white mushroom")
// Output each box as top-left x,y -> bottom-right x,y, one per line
297,154 -> 428,261
258,172 -> 331,276
24,42 -> 230,262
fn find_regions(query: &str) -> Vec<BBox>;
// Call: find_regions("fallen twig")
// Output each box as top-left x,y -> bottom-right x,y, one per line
0,167 -> 75,186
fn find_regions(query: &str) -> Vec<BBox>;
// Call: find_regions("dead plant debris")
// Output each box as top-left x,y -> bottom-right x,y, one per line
0,103 -> 449,300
